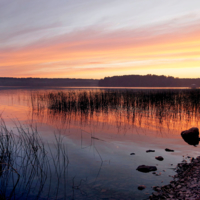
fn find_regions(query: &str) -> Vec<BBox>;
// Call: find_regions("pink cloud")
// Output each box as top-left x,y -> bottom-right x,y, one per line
0,19 -> 200,78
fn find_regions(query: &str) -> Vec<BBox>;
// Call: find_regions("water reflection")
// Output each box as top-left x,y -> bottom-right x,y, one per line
1,88 -> 200,199
31,89 -> 200,136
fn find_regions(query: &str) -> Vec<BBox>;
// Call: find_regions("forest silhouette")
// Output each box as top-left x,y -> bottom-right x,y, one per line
0,74 -> 199,87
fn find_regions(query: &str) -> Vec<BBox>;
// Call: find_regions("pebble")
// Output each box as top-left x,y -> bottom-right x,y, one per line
155,156 -> 164,161
149,156 -> 200,199
146,150 -> 155,153
138,185 -> 146,190
136,165 -> 157,173
165,148 -> 174,152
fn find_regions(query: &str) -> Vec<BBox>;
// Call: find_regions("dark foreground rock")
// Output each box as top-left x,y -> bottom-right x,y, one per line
155,156 -> 164,161
181,127 -> 199,146
138,185 -> 146,190
149,156 -> 200,199
146,150 -> 155,153
165,148 -> 174,152
136,165 -> 157,173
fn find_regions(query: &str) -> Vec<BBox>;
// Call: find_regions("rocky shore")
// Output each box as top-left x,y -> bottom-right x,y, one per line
149,156 -> 200,200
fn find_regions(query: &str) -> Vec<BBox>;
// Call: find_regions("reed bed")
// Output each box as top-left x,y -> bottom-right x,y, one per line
34,89 -> 200,119
28,89 -> 200,134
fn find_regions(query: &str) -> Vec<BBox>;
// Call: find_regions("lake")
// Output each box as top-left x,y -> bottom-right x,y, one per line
0,87 -> 199,200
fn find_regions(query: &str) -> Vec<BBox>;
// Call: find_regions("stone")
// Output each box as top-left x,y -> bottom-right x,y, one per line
149,156 -> 200,200
153,186 -> 161,192
177,185 -> 181,189
155,156 -> 164,161
146,150 -> 155,153
165,148 -> 174,152
136,165 -> 157,173
153,192 -> 159,197
138,185 -> 146,190
196,156 -> 200,160
190,184 -> 198,188
130,153 -> 135,155
181,127 -> 199,146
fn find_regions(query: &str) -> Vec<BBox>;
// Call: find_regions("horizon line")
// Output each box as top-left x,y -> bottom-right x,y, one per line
0,74 -> 200,80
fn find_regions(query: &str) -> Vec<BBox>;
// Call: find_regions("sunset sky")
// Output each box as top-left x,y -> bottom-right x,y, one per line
1,0 -> 200,79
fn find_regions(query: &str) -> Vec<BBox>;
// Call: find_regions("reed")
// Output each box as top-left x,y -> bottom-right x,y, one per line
0,119 -> 69,200
34,89 -> 200,119
29,89 -> 200,133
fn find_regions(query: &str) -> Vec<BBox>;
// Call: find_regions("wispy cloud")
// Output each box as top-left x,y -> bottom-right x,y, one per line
1,0 -> 200,78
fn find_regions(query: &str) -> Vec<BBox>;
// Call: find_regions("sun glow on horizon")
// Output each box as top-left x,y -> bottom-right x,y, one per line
1,0 -> 200,78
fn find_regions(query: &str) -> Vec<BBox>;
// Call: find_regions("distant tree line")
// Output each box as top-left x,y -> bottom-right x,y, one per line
0,75 -> 200,87
98,75 -> 200,87
0,78 -> 98,87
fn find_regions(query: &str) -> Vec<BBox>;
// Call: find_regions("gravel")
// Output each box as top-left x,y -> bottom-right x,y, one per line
149,156 -> 200,199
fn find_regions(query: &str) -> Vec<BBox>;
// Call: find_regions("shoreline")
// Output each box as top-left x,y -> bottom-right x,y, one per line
149,156 -> 200,199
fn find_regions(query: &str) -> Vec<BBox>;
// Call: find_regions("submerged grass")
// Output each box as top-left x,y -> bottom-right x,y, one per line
0,119 -> 69,200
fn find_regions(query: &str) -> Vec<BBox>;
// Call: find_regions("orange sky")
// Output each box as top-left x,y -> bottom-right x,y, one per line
1,0 -> 200,78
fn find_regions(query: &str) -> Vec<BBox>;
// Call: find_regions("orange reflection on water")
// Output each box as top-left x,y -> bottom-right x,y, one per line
0,89 -> 199,140
29,90 -> 200,139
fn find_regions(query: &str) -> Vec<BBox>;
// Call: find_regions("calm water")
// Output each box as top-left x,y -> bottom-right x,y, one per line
0,87 -> 200,200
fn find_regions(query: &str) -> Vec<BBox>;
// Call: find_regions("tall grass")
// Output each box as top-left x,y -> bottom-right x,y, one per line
28,89 -> 200,134
34,89 -> 200,121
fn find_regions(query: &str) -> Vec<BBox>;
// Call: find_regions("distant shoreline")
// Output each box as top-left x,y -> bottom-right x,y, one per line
0,74 -> 200,88
0,86 -> 195,90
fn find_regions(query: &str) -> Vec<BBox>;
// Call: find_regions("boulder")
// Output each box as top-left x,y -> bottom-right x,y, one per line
136,165 -> 157,173
181,127 -> 199,146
